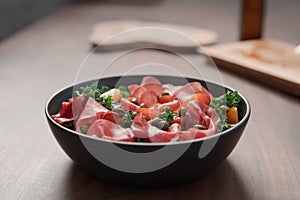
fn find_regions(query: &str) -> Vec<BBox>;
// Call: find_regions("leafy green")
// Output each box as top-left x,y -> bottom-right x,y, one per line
74,81 -> 110,103
210,90 -> 241,131
158,107 -> 174,125
99,95 -> 119,110
211,90 -> 241,108
148,107 -> 174,131
119,86 -> 130,98
74,81 -> 119,110
225,91 -> 241,107
122,111 -> 133,128
209,102 -> 226,131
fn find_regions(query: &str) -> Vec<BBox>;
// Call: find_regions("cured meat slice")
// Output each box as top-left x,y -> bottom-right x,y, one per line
162,84 -> 182,96
174,82 -> 212,104
131,113 -> 179,142
178,101 -> 219,141
148,123 -> 180,143
52,94 -> 87,124
128,84 -> 139,95
131,86 -> 148,98
119,98 -> 139,111
140,90 -> 158,107
75,97 -> 109,132
131,113 -> 149,138
140,76 -> 163,97
72,94 -> 88,119
158,100 -> 180,113
87,119 -> 135,142
97,111 -> 123,125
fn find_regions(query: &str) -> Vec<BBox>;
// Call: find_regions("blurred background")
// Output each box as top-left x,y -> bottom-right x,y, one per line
0,0 -> 299,43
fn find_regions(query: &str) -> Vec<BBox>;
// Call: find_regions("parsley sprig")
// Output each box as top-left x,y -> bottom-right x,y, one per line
210,90 -> 241,131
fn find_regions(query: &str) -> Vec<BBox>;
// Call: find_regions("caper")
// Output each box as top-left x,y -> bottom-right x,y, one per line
130,98 -> 139,105
140,103 -> 148,108
149,118 -> 160,126
131,111 -> 138,119
149,118 -> 169,130
112,106 -> 125,117
162,92 -> 170,96
159,121 -> 169,131
220,105 -> 229,112
79,126 -> 89,134
193,124 -> 207,130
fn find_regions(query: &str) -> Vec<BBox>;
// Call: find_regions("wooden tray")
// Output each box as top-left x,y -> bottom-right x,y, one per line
204,40 -> 300,97
89,20 -> 218,51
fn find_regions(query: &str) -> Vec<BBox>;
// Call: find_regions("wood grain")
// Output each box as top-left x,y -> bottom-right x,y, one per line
204,39 -> 300,97
0,1 -> 300,200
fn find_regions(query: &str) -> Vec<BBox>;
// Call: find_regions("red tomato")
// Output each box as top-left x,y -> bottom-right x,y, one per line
191,92 -> 210,105
138,108 -> 160,121
126,97 -> 141,105
158,95 -> 174,104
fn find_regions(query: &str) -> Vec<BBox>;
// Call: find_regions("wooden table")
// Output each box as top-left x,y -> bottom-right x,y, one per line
1,1 -> 299,199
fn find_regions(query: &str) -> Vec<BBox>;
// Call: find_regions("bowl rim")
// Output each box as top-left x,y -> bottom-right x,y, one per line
45,75 -> 251,146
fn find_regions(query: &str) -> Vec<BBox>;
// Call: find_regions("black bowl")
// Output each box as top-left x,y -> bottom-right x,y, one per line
45,75 -> 250,186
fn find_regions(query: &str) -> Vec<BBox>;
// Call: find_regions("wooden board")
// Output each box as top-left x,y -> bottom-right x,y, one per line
204,39 -> 300,97
89,20 -> 218,52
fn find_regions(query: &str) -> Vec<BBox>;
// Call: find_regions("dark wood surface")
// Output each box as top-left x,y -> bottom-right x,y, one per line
1,0 -> 300,199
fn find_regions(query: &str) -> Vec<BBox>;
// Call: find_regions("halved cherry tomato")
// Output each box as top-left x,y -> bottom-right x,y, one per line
226,107 -> 239,124
182,92 -> 210,107
138,108 -> 160,120
191,92 -> 210,105
158,95 -> 174,104
126,96 -> 141,105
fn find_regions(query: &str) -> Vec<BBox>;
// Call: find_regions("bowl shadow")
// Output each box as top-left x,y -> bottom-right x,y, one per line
61,159 -> 254,200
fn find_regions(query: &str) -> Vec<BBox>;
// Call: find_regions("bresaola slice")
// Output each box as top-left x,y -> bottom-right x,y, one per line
131,113 -> 179,142
174,82 -> 212,104
119,98 -> 139,111
162,84 -> 182,96
72,94 -> 88,119
140,90 -> 158,107
128,76 -> 163,99
87,119 -> 135,142
158,100 -> 180,113
131,113 -> 149,138
76,97 -> 124,132
75,97 -> 108,132
149,123 -> 180,143
185,101 -> 211,128
131,86 -> 148,98
178,101 -> 219,140
128,84 -> 139,95
52,94 -> 87,124
140,76 -> 163,97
